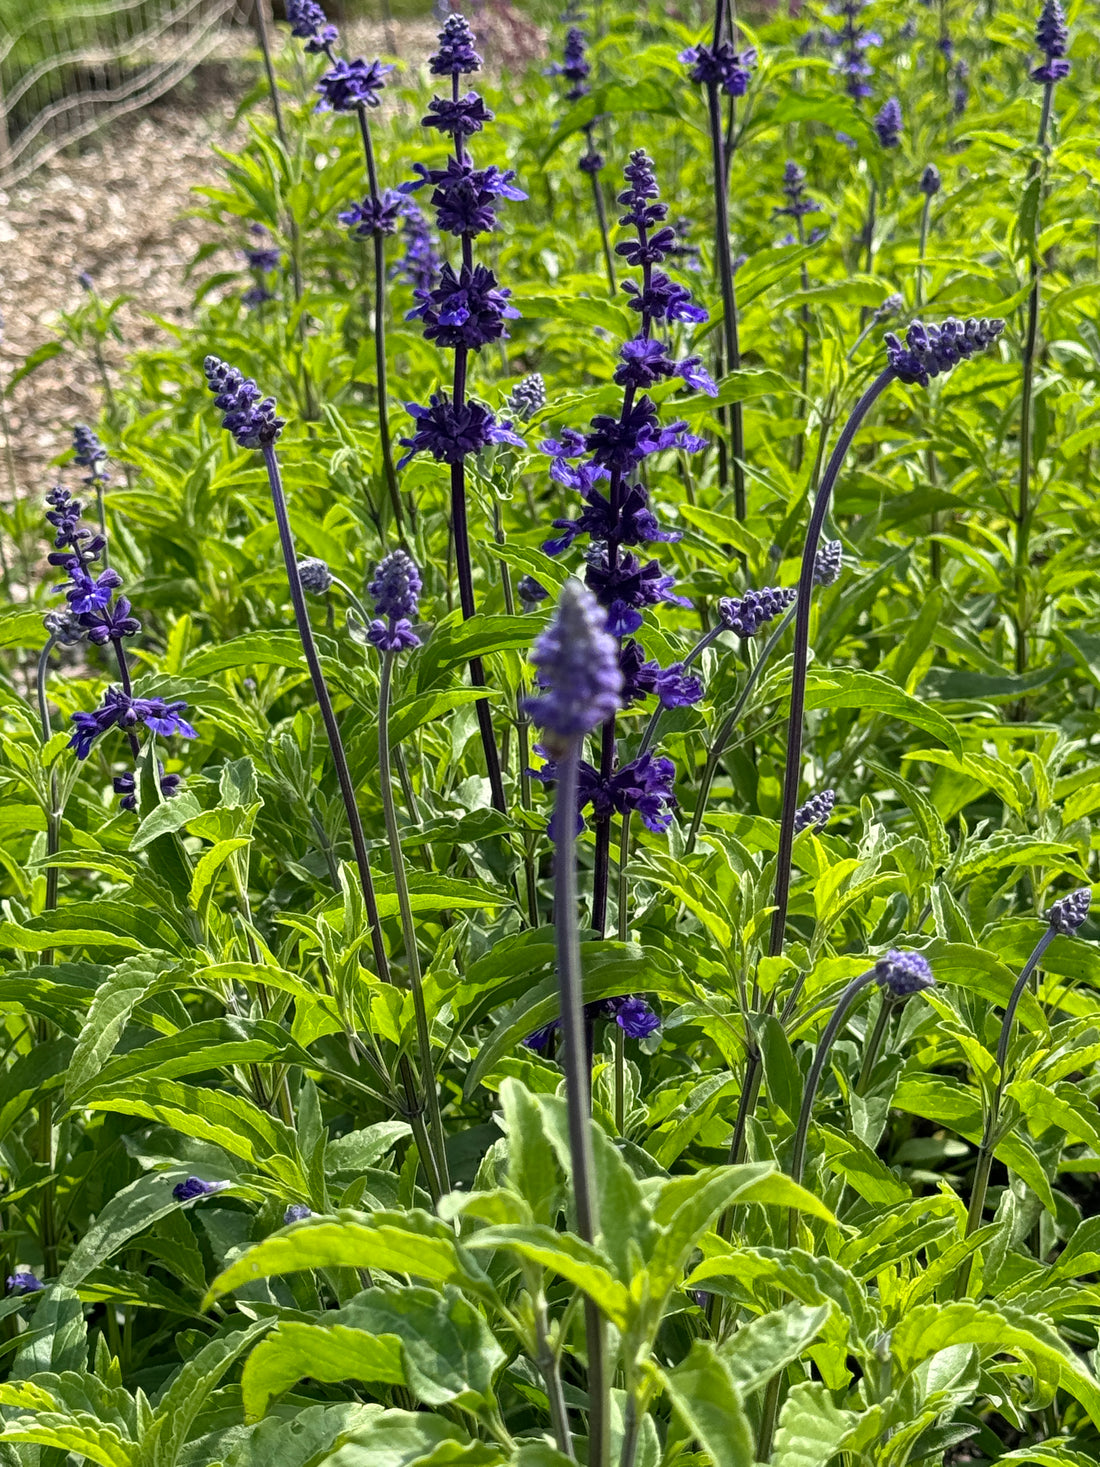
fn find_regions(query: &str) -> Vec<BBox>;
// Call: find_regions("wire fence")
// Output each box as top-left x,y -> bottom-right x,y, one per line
0,0 -> 250,191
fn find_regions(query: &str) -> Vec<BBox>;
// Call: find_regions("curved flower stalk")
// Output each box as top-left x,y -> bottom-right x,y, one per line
1016,0 -> 1070,677
550,26 -> 616,295
685,544 -> 840,853
398,12 -> 529,815
203,355 -> 445,1204
368,549 -> 451,1192
768,317 -> 1004,966
680,26 -> 756,518
285,0 -> 406,534
955,887 -> 1090,1298
535,149 -> 712,938
527,579 -> 623,1467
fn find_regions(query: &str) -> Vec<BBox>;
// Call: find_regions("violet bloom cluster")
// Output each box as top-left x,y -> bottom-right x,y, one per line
367,549 -> 423,652
392,201 -> 441,293
525,993 -> 660,1051
829,0 -> 881,101
1032,0 -> 1069,83
527,579 -> 622,741
679,39 -> 757,97
72,424 -> 108,487
242,224 -> 280,311
533,749 -> 679,838
718,586 -> 795,638
794,788 -> 835,833
47,485 -> 193,797
550,28 -> 605,177
204,356 -> 286,449
397,14 -> 527,470
285,0 -> 337,54
873,97 -> 903,149
875,950 -> 935,998
885,317 -> 1005,387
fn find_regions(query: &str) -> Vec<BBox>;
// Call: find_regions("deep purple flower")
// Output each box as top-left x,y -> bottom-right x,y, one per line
543,482 -> 680,558
875,950 -> 935,998
422,93 -> 493,139
367,549 -> 422,653
585,550 -> 691,637
113,762 -> 182,813
430,13 -> 481,75
718,586 -> 796,637
284,1204 -> 313,1223
586,396 -> 663,473
82,595 -> 141,645
69,688 -> 197,760
316,57 -> 392,112
794,788 -> 835,833
398,393 -> 525,469
6,1272 -> 43,1294
1048,887 -> 1091,935
73,424 -> 108,483
393,200 -> 440,292
244,245 -> 281,271
408,262 -> 519,350
874,97 -> 903,148
286,0 -> 338,52
172,1176 -> 227,1202
620,643 -> 703,709
204,356 -> 286,449
1032,0 -> 1070,81
679,40 -> 756,96
831,0 -> 881,100
623,272 -> 708,325
340,190 -> 403,239
884,317 -> 1005,388
579,149 -> 605,175
61,565 -> 121,614
535,749 -> 678,836
526,580 -> 623,740
612,995 -> 661,1038
401,159 -> 527,237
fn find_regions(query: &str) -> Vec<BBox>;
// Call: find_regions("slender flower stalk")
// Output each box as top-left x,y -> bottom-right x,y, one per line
551,28 -> 616,295
768,318 -> 1004,964
680,36 -> 755,518
204,356 -> 443,1203
528,580 -> 622,1467
398,13 -> 530,813
954,887 -> 1090,1298
370,552 -> 451,1193
1016,0 -> 1069,677
916,164 -> 940,311
754,951 -> 934,1460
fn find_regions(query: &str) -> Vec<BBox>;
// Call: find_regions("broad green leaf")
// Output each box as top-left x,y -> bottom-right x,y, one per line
463,1224 -> 631,1326
224,1405 -> 383,1467
720,1304 -> 832,1396
661,1341 -> 754,1467
771,1381 -> 859,1467
66,953 -> 170,1101
141,1321 -> 270,1467
241,1323 -> 406,1420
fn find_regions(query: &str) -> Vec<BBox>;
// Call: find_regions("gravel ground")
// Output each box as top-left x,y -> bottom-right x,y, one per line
0,13 -> 471,497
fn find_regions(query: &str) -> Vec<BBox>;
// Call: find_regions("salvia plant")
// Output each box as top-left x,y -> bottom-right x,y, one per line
2,1 -> 1100,1465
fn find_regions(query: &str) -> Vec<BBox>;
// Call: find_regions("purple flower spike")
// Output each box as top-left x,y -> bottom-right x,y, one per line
340,190 -> 403,239
430,13 -> 481,75
316,57 -> 393,112
1048,887 -> 1091,935
813,539 -> 843,587
204,356 -> 286,449
553,27 -> 591,102
794,788 -> 835,833
718,586 -> 796,637
680,41 -> 756,97
527,580 -> 623,740
408,261 -> 519,351
286,0 -> 338,52
1031,0 -> 1069,80
172,1176 -> 228,1203
919,164 -> 941,197
875,950 -> 934,998
874,97 -> 903,148
422,93 -> 494,139
367,549 -> 423,653
884,317 -> 1005,388
72,423 -> 108,482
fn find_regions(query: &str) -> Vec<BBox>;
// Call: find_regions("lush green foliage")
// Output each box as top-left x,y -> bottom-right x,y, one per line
3,1 -> 1100,1463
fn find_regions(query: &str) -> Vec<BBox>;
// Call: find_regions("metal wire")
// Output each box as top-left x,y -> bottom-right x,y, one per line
0,0 -> 249,190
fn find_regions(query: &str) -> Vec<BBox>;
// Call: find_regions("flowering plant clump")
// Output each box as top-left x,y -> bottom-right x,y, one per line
5,1 -> 1100,1462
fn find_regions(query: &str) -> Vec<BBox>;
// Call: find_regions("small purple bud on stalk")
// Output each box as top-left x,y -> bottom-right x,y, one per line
529,578 -> 619,1467
919,164 -> 941,197
172,1177 -> 228,1202
505,373 -> 547,422
297,557 -> 333,594
1048,886 -> 1091,935
873,97 -> 903,148
1031,0 -> 1069,82
794,788 -> 835,834
367,549 -> 422,652
813,539 -> 843,587
6,1271 -> 43,1294
284,1203 -> 312,1223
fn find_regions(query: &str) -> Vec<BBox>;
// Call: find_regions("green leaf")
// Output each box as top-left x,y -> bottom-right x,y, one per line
804,669 -> 962,757
141,1321 -> 271,1467
130,794 -> 204,852
719,1303 -> 831,1396
184,632 -> 306,677
322,1409 -> 503,1467
66,953 -> 171,1102
662,1341 -> 755,1467
206,1212 -> 493,1307
771,1381 -> 859,1467
241,1322 -> 406,1420
498,1078 -> 562,1226
223,1405 -> 384,1467
60,1172 -> 199,1289
416,612 -> 542,690
463,1224 -> 631,1326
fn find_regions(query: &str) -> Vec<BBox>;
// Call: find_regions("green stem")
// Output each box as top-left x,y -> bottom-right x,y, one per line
854,993 -> 894,1096
379,650 -> 451,1194
706,79 -> 746,521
